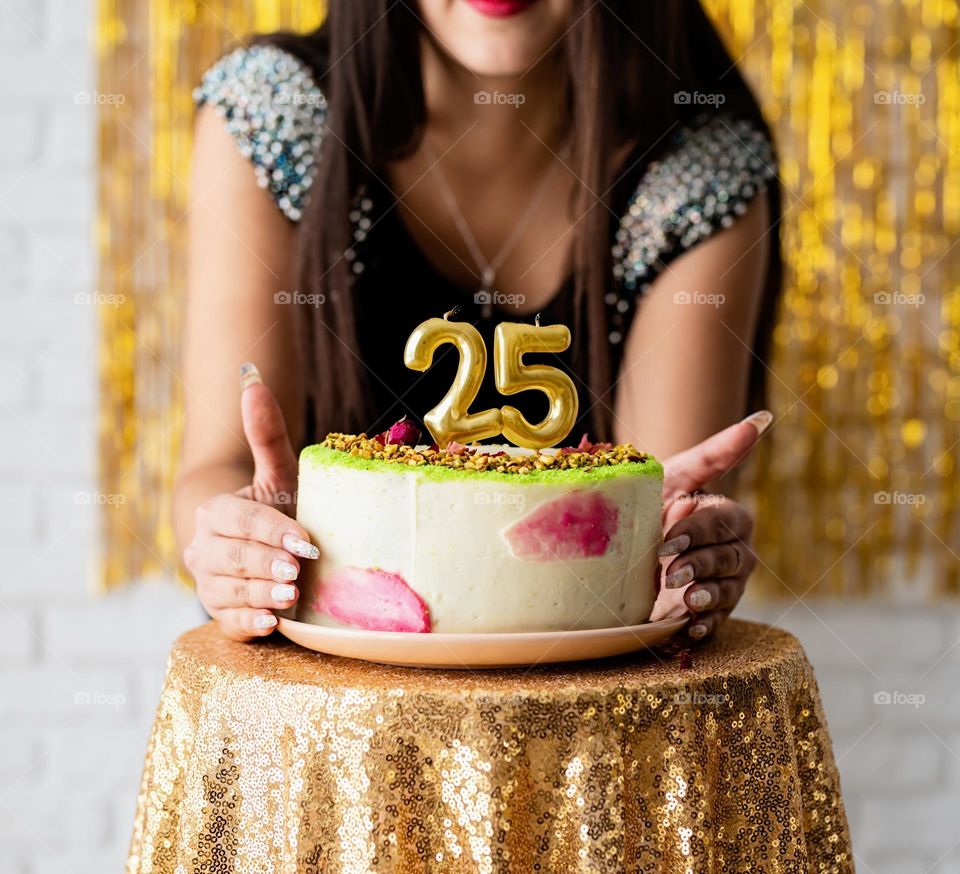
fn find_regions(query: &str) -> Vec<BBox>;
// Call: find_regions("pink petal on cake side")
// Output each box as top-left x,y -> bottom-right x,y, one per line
313,567 -> 431,633
504,491 -> 620,561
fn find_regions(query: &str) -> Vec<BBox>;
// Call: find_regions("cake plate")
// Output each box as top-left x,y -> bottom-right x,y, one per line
276,615 -> 689,669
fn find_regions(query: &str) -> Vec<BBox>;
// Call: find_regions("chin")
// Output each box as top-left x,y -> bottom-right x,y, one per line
418,0 -> 572,79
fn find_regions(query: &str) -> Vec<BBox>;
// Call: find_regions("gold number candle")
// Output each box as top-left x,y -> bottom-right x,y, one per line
493,320 -> 579,450
404,311 -> 502,447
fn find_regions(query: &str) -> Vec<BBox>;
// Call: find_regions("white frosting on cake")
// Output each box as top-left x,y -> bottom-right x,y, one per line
294,445 -> 663,634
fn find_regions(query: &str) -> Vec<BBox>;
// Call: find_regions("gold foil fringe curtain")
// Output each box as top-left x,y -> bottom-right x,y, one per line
703,0 -> 960,598
95,0 -> 325,591
97,0 -> 960,597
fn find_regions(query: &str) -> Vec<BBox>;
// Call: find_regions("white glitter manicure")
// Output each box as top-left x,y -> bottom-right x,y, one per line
255,614 -> 278,630
743,410 -> 773,437
271,584 -> 296,602
282,533 -> 319,559
240,362 -> 262,391
659,534 -> 691,557
688,589 -> 711,609
272,559 -> 298,581
665,564 -> 694,588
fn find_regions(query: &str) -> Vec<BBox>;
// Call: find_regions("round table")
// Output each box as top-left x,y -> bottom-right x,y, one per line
127,619 -> 853,873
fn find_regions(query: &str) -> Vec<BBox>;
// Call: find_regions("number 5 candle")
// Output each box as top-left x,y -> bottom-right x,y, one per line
493,319 -> 578,450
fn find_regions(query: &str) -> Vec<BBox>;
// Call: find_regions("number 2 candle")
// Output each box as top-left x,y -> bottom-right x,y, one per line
403,309 -> 503,447
493,319 -> 578,451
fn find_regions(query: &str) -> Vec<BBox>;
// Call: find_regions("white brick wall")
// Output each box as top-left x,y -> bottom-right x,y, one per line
0,2 -> 958,872
0,2 -> 197,872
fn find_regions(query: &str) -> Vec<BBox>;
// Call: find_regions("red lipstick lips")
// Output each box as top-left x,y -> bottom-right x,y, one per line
464,0 -> 539,19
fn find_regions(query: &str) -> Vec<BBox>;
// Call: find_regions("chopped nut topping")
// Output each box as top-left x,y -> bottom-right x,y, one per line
321,433 -> 651,474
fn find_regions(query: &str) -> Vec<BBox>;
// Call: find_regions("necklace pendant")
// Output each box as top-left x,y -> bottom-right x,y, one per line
480,269 -> 495,318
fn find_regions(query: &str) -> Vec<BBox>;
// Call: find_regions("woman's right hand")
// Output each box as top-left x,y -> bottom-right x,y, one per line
184,364 -> 318,641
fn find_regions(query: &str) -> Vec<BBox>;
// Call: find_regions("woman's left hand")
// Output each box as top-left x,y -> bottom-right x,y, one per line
648,411 -> 771,640
656,494 -> 756,640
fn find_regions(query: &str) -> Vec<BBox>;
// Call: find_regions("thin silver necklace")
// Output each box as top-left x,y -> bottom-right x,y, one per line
421,138 -> 568,317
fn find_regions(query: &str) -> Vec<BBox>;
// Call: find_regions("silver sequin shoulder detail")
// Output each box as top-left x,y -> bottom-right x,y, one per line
193,44 -> 327,222
612,114 -> 776,292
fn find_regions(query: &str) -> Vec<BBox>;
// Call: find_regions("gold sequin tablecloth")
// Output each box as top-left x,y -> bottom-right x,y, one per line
127,620 -> 853,873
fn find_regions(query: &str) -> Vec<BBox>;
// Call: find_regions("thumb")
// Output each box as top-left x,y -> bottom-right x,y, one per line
240,363 -> 298,504
662,410 -> 772,503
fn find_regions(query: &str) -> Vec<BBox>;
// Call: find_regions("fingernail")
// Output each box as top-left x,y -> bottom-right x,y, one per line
659,534 -> 691,557
271,559 -> 298,581
687,589 -> 712,609
688,623 -> 708,640
283,533 -> 319,559
240,362 -> 262,391
271,584 -> 296,602
743,410 -> 773,437
665,564 -> 695,589
255,614 -> 278,630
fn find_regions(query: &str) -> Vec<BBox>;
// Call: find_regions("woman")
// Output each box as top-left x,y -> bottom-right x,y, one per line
176,0 -> 780,642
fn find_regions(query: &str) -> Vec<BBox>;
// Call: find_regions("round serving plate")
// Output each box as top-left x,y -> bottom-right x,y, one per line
276,616 -> 689,669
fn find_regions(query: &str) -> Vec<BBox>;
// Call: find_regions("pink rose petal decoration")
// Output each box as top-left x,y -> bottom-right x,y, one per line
504,490 -> 620,561
386,417 -> 421,446
313,567 -> 431,633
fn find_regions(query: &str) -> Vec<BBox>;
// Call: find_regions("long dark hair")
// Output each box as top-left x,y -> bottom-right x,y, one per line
260,0 -> 782,441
